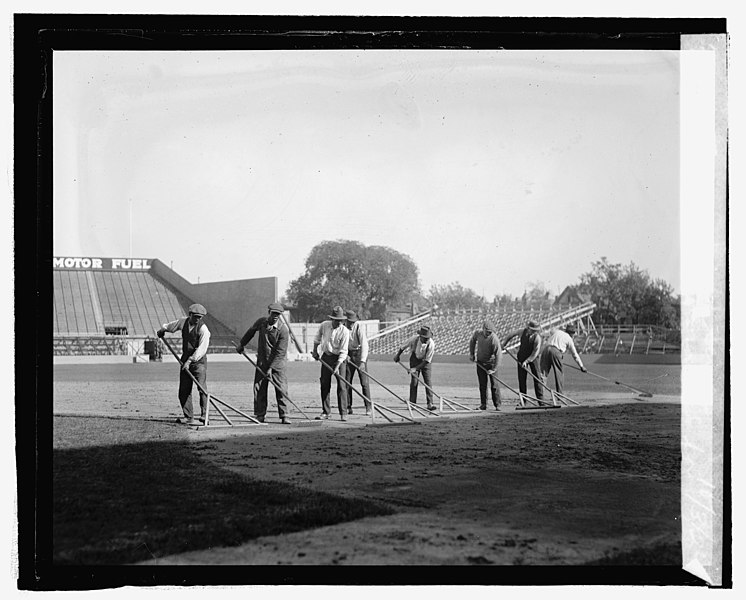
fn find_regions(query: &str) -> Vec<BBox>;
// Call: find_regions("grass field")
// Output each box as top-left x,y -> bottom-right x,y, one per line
49,355 -> 685,584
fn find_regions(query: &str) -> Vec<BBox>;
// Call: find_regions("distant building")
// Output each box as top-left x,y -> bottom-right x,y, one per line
554,286 -> 592,307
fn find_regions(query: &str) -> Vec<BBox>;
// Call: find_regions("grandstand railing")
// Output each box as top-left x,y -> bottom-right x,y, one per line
53,334 -> 241,357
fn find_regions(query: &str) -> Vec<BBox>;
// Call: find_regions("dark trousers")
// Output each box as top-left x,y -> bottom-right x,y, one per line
346,353 -> 371,411
178,358 -> 208,419
476,362 -> 501,407
409,356 -> 433,406
540,346 -> 565,394
320,352 -> 348,416
517,359 -> 544,399
253,367 -> 289,419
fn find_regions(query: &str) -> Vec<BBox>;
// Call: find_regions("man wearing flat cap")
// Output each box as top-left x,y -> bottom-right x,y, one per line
469,321 -> 503,410
540,323 -> 587,395
394,325 -> 437,411
503,320 -> 545,401
157,303 -> 211,425
236,302 -> 291,424
345,310 -> 372,416
312,306 -> 351,421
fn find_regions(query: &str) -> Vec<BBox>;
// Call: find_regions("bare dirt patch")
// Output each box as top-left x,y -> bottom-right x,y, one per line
53,360 -> 681,568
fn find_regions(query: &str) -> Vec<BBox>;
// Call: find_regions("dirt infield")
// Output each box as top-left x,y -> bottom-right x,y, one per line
52,357 -> 682,569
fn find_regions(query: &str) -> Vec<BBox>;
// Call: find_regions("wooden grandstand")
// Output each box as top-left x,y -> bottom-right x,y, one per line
53,265 -> 238,356
369,302 -> 679,356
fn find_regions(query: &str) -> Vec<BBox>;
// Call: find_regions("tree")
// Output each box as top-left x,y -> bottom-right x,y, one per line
286,240 -> 420,321
427,282 -> 486,311
576,258 -> 680,328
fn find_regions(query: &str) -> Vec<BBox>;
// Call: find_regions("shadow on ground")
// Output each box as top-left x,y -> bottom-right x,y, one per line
52,417 -> 393,565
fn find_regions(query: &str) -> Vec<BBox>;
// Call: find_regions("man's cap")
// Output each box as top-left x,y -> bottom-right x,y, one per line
188,303 -> 207,316
345,309 -> 359,322
483,320 -> 495,332
527,321 -> 540,331
418,326 -> 432,338
564,324 -> 576,335
268,302 -> 284,314
328,306 -> 347,320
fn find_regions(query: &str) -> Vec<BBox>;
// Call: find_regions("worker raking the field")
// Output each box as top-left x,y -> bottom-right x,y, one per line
311,306 -> 351,421
235,302 -> 292,425
394,326 -> 437,412
502,320 -> 545,402
157,303 -> 211,425
468,320 -> 503,411
540,324 -> 587,396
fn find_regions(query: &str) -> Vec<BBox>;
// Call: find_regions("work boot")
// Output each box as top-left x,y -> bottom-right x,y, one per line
479,405 -> 487,411
427,404 -> 437,411
340,413 -> 347,421
281,417 -> 292,425
315,413 -> 329,420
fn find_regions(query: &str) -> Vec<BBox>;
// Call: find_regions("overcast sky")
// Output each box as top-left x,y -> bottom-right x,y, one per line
53,49 -> 680,300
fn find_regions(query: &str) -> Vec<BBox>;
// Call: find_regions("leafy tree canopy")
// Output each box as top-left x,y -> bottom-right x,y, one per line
576,257 -> 680,328
286,240 -> 420,322
427,282 -> 487,311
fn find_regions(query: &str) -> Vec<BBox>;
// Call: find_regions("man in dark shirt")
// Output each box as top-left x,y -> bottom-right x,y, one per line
502,320 -> 544,401
469,321 -> 503,410
236,302 -> 291,424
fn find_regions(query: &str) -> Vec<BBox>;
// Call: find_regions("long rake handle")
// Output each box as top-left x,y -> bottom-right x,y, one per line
233,342 -> 311,420
279,313 -> 305,354
316,354 -> 416,422
396,360 -> 474,411
159,335 -> 213,422
160,334 -> 262,424
504,350 -> 580,405
356,363 -> 432,418
564,362 -> 653,397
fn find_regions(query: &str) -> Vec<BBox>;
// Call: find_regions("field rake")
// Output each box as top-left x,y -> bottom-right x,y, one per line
564,363 -> 654,398
395,361 -> 477,414
316,356 -> 420,426
160,336 -> 263,429
233,342 -> 322,427
502,350 -> 580,410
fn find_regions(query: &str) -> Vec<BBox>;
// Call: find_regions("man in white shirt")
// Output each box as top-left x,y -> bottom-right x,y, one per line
394,326 -> 437,411
157,303 -> 211,425
312,306 -> 351,421
539,324 -> 587,395
345,310 -> 372,416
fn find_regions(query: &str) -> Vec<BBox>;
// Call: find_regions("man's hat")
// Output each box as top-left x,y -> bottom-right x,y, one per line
483,320 -> 495,332
345,309 -> 359,322
268,302 -> 284,314
188,303 -> 207,316
418,326 -> 432,338
527,320 -> 540,331
564,324 -> 576,335
328,306 -> 347,320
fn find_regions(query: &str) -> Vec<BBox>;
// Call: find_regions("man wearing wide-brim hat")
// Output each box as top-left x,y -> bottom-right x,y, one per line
157,303 -> 211,425
394,325 -> 437,411
311,306 -> 351,421
539,323 -> 587,396
502,320 -> 545,401
236,302 -> 292,424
